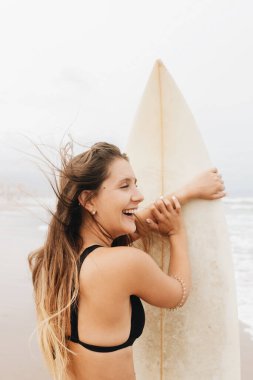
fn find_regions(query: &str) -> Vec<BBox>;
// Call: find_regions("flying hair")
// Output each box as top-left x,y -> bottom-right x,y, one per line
28,138 -> 151,379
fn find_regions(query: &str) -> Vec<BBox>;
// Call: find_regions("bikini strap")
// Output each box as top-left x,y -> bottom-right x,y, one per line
77,245 -> 103,273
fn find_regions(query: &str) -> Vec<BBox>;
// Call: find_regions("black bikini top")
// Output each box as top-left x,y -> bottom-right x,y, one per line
68,245 -> 145,353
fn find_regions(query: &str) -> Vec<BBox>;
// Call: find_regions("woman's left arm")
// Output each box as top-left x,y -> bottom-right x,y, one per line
130,167 -> 226,242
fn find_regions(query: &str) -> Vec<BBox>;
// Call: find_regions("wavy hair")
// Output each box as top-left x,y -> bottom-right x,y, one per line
28,141 -> 150,379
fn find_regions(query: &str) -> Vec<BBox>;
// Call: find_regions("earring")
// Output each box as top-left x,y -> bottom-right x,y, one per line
91,210 -> 96,215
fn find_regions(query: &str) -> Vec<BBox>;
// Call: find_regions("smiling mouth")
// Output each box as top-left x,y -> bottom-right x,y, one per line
122,208 -> 138,218
123,213 -> 135,219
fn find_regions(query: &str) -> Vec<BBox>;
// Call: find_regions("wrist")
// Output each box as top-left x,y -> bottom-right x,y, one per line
168,228 -> 187,241
178,187 -> 194,203
166,188 -> 191,206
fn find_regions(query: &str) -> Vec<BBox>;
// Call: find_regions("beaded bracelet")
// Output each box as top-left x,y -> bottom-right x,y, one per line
169,274 -> 187,311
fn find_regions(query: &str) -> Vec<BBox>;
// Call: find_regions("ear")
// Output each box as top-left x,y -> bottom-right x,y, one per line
78,190 -> 96,213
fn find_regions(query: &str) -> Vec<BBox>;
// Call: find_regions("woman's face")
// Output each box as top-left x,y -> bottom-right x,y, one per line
92,158 -> 144,239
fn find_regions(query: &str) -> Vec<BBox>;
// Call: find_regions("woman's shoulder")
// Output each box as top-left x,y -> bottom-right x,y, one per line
79,245 -> 144,274
98,245 -> 148,270
78,245 -> 145,292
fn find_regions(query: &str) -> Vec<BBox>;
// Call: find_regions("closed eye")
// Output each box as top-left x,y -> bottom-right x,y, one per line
120,183 -> 138,189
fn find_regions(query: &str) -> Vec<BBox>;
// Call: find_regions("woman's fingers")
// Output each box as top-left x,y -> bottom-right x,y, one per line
151,204 -> 163,221
151,198 -> 175,221
145,218 -> 160,232
217,179 -> 225,190
155,198 -> 172,214
150,195 -> 183,236
212,169 -> 225,191
171,196 -> 181,212
212,191 -> 227,199
210,167 -> 223,181
153,196 -> 182,216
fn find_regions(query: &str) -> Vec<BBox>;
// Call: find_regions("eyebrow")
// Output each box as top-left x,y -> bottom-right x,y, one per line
117,177 -> 138,184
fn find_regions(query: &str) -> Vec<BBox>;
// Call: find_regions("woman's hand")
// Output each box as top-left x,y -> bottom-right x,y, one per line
146,196 -> 184,236
179,168 -> 226,202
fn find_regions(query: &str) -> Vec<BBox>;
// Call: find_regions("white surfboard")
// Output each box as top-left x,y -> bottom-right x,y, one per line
126,60 -> 240,380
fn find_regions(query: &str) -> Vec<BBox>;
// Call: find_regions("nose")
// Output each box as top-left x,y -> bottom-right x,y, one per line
131,187 -> 144,203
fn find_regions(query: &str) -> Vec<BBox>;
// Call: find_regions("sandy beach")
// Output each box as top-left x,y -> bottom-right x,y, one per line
0,202 -> 252,379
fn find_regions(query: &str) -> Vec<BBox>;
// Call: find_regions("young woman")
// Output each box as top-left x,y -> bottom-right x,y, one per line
29,142 -> 225,380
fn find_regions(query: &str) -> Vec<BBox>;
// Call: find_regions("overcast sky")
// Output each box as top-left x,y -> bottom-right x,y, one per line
0,0 -> 252,196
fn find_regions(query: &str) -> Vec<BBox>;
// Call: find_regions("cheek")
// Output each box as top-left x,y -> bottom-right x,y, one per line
97,194 -> 122,215
96,190 -> 129,217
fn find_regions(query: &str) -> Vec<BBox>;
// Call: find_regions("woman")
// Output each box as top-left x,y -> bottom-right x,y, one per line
29,142 -> 225,380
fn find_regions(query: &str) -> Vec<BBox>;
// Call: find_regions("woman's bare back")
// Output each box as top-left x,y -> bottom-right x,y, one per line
67,246 -> 138,380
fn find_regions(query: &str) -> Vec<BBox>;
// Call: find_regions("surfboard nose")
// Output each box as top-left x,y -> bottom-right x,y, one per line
154,58 -> 165,68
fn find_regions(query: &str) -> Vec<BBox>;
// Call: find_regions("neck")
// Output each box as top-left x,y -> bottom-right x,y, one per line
79,218 -> 113,250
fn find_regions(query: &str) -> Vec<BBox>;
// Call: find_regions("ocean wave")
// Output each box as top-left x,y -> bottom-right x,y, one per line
228,205 -> 253,210
224,197 -> 253,205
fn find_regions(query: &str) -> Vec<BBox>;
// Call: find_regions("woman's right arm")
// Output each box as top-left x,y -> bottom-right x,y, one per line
122,197 -> 191,309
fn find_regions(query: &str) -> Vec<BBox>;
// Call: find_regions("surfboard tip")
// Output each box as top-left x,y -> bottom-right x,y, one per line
155,58 -> 165,68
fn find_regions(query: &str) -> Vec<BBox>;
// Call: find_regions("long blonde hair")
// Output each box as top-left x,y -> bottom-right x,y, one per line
28,141 -> 135,379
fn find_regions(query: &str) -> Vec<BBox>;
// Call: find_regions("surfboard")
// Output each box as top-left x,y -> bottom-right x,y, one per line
126,60 -> 240,380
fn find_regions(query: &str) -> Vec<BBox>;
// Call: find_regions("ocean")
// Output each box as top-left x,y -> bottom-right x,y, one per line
224,197 -> 253,337
0,196 -> 252,379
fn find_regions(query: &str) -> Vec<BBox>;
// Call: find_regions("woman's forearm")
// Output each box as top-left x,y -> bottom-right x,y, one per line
168,230 -> 192,303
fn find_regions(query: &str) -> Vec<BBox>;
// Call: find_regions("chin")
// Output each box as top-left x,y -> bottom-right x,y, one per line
125,220 -> 137,234
114,224 -> 136,239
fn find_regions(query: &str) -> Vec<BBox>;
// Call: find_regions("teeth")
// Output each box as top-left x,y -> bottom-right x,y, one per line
122,208 -> 137,215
